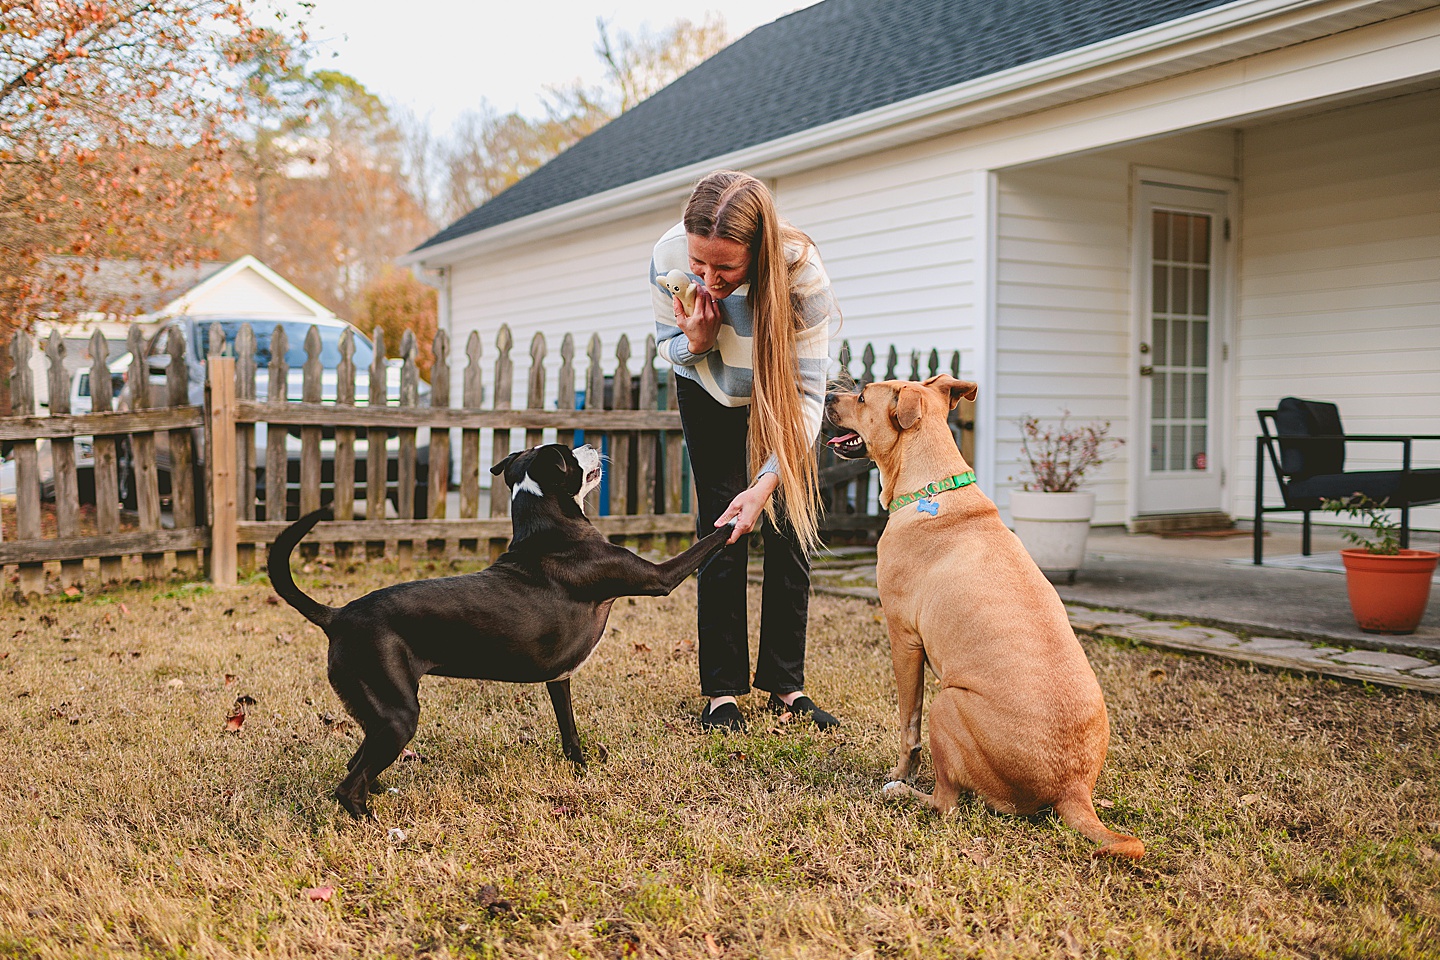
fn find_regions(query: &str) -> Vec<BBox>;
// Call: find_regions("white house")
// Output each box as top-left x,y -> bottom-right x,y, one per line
30,254 -> 335,405
403,0 -> 1440,535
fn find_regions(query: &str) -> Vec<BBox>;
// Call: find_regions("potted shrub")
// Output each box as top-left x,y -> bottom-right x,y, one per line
1009,411 -> 1123,583
1323,494 -> 1439,635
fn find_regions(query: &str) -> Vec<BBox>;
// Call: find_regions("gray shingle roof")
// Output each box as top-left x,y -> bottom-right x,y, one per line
417,0 -> 1237,251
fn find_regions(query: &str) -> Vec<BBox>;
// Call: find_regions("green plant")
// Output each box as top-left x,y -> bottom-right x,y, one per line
1322,493 -> 1401,555
1015,410 -> 1124,492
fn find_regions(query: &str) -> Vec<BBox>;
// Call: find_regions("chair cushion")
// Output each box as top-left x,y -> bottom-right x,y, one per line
1274,397 -> 1345,478
1283,469 -> 1440,510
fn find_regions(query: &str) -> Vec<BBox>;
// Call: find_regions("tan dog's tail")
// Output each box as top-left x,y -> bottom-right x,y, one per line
1053,785 -> 1145,860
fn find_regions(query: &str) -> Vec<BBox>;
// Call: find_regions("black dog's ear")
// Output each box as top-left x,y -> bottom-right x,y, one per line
490,452 -> 520,477
528,445 -> 573,487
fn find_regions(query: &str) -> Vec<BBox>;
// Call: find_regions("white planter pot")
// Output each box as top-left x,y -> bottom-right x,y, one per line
1009,490 -> 1096,582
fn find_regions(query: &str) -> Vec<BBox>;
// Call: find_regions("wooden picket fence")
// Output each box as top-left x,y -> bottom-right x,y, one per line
1,321 -> 972,592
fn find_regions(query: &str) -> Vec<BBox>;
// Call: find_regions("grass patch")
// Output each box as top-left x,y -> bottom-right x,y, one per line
0,555 -> 1436,957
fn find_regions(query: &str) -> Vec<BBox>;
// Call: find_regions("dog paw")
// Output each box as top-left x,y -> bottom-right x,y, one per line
881,781 -> 908,797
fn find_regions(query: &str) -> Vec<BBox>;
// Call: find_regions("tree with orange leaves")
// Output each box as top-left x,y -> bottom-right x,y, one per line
0,1 -> 295,350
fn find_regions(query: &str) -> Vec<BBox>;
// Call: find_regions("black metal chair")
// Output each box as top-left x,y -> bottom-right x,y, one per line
1254,398 -> 1440,564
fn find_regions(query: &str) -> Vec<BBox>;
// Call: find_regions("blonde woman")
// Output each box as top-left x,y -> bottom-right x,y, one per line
651,170 -> 840,732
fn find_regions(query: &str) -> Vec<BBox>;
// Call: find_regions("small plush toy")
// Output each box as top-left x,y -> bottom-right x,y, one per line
658,268 -> 698,315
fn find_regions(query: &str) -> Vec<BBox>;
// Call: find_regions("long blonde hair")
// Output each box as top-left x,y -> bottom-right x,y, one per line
684,170 -> 823,552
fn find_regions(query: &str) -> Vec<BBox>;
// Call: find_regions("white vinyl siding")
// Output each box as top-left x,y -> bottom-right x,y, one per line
777,146 -> 979,365
1233,89 -> 1440,529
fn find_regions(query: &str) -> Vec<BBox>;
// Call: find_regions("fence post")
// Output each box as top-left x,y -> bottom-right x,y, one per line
10,333 -> 42,595
209,356 -> 238,587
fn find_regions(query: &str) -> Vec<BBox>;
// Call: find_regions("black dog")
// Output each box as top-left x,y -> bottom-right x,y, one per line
269,442 -> 734,818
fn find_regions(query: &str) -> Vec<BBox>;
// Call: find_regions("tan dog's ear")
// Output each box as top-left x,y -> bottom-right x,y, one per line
924,374 -> 979,410
895,384 -> 926,430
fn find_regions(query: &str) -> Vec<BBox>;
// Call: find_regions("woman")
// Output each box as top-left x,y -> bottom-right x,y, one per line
651,170 -> 840,732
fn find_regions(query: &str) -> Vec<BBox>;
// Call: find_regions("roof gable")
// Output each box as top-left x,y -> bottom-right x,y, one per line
418,0 -> 1236,251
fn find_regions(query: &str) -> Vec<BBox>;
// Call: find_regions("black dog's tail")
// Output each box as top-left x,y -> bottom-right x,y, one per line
267,508 -> 336,628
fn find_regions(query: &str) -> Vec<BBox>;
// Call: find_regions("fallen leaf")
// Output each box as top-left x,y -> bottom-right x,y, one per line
265,595 -> 279,605
1149,667 -> 1168,682
387,828 -> 407,843
224,706 -> 246,733
118,603 -> 129,615
705,933 -> 723,957
302,885 -> 334,902
235,694 -> 257,706
1057,929 -> 1082,958
166,678 -> 184,689
63,586 -> 80,597
1096,798 -> 1115,809
1240,793 -> 1261,806
633,642 -> 652,653
224,674 -> 236,687
400,747 -> 421,762
550,805 -> 576,818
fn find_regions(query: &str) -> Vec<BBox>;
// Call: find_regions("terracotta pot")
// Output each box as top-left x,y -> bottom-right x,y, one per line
1339,548 -> 1440,635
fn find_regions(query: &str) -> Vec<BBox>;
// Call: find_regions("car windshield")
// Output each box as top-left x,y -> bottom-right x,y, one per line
195,320 -> 376,370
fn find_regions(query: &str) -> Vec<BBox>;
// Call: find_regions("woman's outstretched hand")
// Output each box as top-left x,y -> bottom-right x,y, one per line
674,288 -> 722,355
715,473 -> 780,544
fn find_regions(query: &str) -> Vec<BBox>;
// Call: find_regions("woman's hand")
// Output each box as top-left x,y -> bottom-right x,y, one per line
674,287 -> 721,355
715,473 -> 780,544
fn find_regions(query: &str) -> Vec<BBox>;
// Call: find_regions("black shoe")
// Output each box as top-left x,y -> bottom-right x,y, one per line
768,693 -> 841,731
699,700 -> 746,733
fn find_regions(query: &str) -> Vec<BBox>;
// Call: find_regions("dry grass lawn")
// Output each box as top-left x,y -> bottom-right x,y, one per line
0,552 -> 1437,959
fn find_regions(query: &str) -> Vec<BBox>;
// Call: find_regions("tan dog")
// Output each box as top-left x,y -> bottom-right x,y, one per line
825,375 -> 1144,859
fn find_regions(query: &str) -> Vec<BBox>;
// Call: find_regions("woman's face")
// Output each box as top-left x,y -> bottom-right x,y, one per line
687,234 -> 752,300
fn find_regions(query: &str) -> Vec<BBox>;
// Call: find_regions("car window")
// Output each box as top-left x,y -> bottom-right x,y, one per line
195,321 -> 377,370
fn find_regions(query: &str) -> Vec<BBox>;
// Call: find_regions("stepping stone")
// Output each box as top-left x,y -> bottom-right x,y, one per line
1411,665 -> 1440,678
1126,623 -> 1240,646
1329,650 -> 1435,672
1288,646 -> 1345,663
1232,638 -> 1323,656
1065,607 -> 1150,628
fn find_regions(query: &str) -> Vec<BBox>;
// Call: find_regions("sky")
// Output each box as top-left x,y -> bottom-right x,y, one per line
286,1 -> 820,136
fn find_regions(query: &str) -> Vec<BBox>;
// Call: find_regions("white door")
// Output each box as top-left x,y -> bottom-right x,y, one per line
1135,182 -> 1228,516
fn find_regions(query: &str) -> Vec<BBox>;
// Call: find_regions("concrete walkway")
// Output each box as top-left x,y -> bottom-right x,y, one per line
800,523 -> 1440,696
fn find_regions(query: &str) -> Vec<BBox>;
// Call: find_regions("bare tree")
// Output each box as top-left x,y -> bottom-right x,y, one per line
434,16 -> 730,224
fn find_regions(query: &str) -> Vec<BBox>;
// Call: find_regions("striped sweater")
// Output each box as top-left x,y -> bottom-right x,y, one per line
651,221 -> 837,477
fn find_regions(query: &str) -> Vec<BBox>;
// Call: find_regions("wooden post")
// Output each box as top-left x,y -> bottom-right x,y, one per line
265,325 -> 290,530
488,325 -> 514,560
10,333 -> 42,595
333,329 -> 356,561
610,335 -> 633,525
366,326 -> 387,559
396,330 -> 419,568
46,333 -> 83,588
166,326 -> 198,576
526,332 -> 546,454
208,356 -> 237,586
235,324 -> 258,572
584,333 -> 604,519
459,331 -> 482,554
636,335 -> 658,553
427,329 -> 451,557
300,325 -> 323,560
90,330 -> 122,583
128,325 -> 164,580
665,366 -> 687,552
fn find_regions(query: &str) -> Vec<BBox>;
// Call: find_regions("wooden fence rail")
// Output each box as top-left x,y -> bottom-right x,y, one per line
2,320 -> 971,593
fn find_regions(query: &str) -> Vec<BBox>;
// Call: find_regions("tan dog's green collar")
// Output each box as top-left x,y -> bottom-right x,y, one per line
885,471 -> 977,513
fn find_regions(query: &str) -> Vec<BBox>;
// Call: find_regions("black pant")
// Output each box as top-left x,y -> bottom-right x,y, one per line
676,375 -> 810,697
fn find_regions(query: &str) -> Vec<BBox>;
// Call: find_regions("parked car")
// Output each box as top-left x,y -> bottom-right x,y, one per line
97,316 -> 431,520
